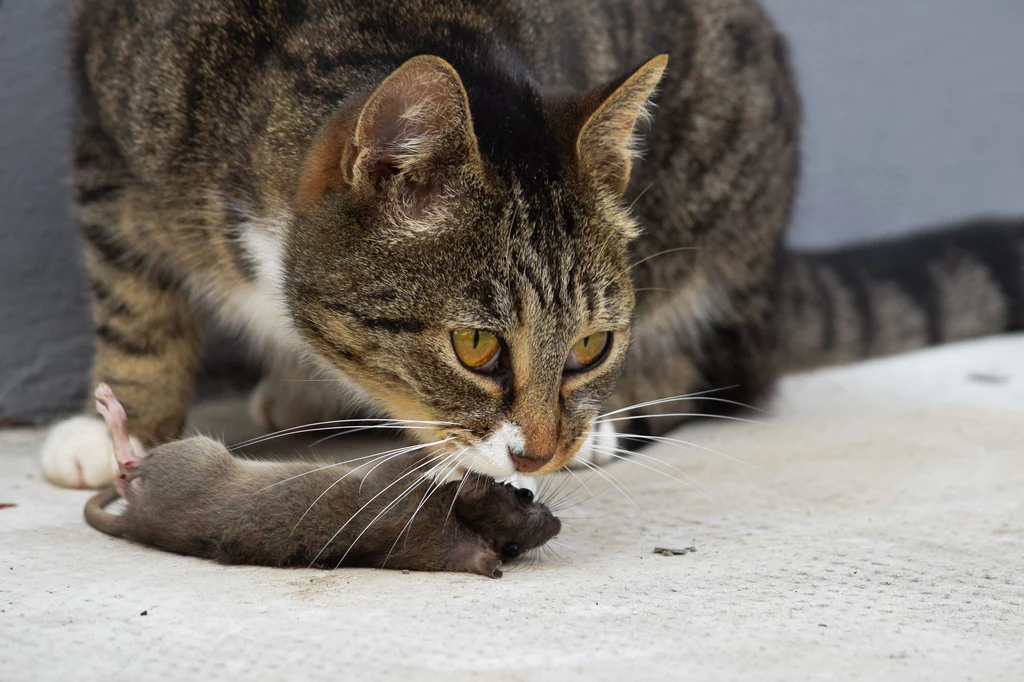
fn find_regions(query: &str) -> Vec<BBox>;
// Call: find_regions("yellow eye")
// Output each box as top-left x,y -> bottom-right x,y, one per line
566,332 -> 610,371
452,329 -> 501,371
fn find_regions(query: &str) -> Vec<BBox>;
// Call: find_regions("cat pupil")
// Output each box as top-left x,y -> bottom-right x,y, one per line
473,330 -> 480,349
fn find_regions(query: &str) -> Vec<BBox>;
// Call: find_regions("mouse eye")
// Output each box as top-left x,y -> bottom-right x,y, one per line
516,488 -> 534,503
502,542 -> 521,559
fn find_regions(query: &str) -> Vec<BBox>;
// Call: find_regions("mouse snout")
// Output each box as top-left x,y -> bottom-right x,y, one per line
530,506 -> 561,541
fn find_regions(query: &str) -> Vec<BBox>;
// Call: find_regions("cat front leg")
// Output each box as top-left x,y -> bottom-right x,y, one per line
248,349 -> 377,433
41,233 -> 203,488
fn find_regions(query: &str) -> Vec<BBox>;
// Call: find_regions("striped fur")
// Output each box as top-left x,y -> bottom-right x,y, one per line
780,218 -> 1024,372
61,0 -> 1021,473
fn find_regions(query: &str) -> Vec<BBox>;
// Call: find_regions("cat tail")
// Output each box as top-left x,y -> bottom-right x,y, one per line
777,215 -> 1024,372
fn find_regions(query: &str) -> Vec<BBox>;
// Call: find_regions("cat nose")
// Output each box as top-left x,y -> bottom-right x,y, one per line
509,448 -> 551,473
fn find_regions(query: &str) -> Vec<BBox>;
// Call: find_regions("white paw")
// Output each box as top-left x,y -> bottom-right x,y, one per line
39,416 -> 144,489
566,420 -> 618,470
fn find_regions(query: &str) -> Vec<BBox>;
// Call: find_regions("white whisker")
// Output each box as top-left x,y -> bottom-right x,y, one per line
584,438 -> 711,498
442,466 -> 472,532
629,245 -> 701,270
574,457 -> 645,516
607,431 -> 762,471
229,417 -> 463,451
337,452 -> 460,569
384,449 -> 468,567
291,439 -> 452,531
550,468 -> 597,511
308,453 -> 445,568
594,412 -> 770,428
255,440 -> 443,494
597,387 -> 746,419
589,445 -> 709,499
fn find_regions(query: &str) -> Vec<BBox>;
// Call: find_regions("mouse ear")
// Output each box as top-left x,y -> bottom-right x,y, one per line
455,474 -> 494,504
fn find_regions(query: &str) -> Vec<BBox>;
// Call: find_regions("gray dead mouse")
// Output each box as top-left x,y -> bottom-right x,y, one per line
84,384 -> 560,577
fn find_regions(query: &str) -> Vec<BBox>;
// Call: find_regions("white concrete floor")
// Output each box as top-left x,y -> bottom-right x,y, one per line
2,336 -> 1023,681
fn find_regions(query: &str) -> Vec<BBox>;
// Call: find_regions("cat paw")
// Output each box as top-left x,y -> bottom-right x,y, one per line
248,376 -> 363,433
39,416 -> 144,489
248,379 -> 286,432
566,420 -> 617,470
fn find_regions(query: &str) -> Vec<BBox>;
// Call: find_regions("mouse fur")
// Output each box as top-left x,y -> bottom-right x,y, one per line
85,436 -> 561,577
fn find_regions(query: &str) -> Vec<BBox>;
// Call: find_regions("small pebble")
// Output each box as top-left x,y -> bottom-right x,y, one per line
140,610 -> 148,616
654,546 -> 697,556
402,570 -> 410,575
967,372 -> 1009,385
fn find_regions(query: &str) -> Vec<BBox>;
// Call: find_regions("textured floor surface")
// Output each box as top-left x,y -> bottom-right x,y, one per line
2,336 -> 1023,681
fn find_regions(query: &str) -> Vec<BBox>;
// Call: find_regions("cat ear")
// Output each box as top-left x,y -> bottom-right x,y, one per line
349,55 -> 481,191
575,55 -> 669,196
297,55 -> 481,211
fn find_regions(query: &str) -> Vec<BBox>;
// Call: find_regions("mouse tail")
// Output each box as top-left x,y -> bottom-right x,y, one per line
84,486 -> 130,537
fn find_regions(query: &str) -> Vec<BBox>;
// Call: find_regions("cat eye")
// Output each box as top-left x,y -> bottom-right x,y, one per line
451,329 -> 501,372
564,332 -> 611,371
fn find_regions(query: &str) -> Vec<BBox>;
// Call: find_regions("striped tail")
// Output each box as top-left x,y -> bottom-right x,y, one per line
779,216 -> 1024,372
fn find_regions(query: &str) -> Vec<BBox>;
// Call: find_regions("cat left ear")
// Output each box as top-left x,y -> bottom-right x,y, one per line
575,55 -> 669,196
349,55 -> 481,191
297,55 -> 481,211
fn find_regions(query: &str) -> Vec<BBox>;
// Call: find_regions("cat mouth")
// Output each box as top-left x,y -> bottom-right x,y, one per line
440,420 -> 601,479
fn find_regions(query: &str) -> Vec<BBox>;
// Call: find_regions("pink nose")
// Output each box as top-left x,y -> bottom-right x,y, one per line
510,453 -> 551,473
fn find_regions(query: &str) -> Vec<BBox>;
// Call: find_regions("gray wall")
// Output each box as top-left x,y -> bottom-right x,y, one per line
2,0 -> 1023,423
763,0 -> 1024,248
0,0 -> 93,424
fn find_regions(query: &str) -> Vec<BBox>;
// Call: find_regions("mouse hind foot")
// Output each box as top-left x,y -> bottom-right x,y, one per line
94,383 -> 145,497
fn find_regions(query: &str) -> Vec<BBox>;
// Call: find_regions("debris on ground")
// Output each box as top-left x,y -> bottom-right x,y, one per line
0,504 -> 17,510
967,372 -> 1010,384
654,546 -> 697,556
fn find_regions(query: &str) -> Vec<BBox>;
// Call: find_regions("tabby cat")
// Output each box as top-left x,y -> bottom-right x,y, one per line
42,0 -> 1023,488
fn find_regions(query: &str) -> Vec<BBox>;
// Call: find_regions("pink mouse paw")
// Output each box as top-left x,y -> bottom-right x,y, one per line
94,383 -> 143,496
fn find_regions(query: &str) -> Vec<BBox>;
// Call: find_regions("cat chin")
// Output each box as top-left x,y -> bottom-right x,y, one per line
39,415 -> 145,489
458,422 -> 522,480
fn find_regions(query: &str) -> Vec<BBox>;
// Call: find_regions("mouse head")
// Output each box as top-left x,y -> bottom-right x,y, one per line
452,475 -> 561,560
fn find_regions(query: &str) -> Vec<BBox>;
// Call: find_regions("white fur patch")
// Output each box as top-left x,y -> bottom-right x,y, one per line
460,422 -> 522,479
234,215 -> 375,409
217,219 -> 301,353
500,472 -> 538,494
39,416 -> 145,489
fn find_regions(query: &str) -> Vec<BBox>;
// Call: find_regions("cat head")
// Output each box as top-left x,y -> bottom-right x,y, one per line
285,54 -> 667,478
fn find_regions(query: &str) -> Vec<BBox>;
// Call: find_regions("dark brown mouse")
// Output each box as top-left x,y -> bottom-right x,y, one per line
84,384 -> 560,577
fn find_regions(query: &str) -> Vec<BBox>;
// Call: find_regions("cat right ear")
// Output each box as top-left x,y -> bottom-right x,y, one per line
297,56 -> 482,212
575,55 -> 669,196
